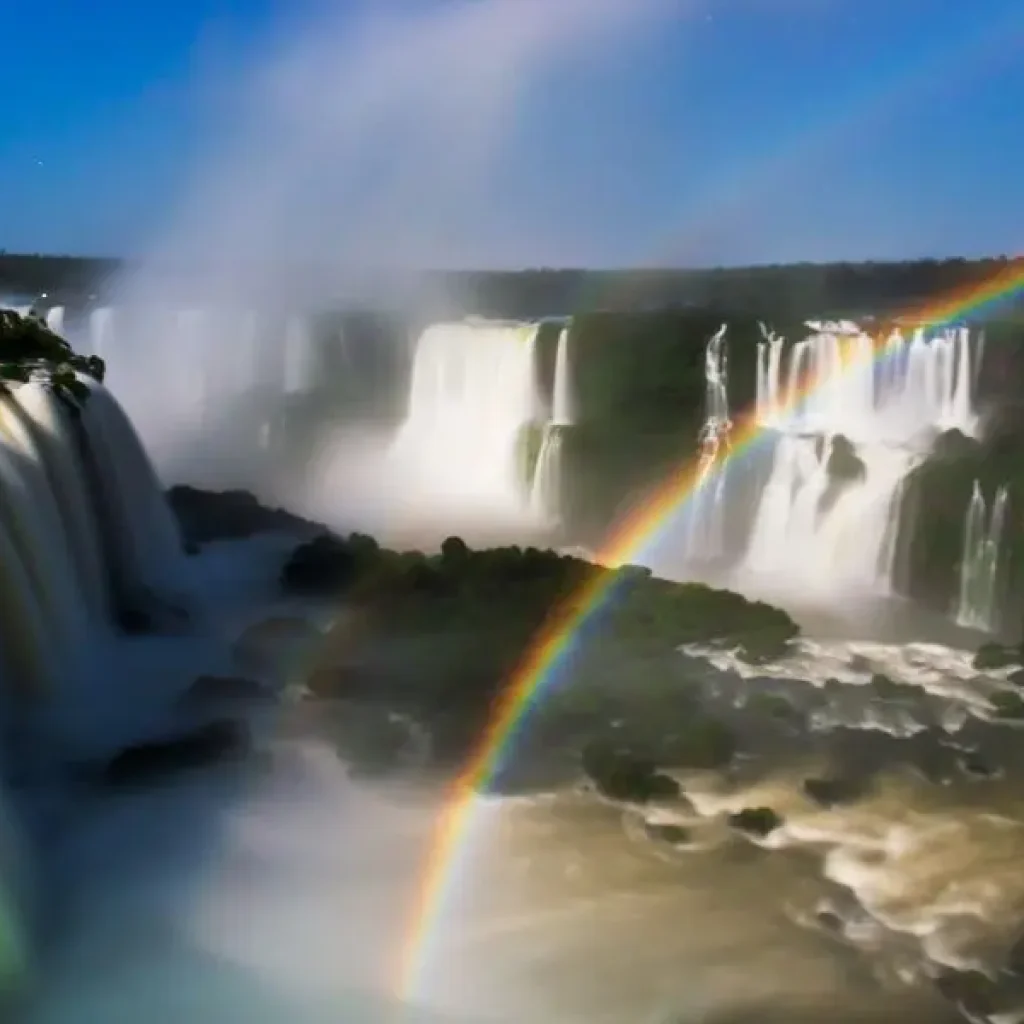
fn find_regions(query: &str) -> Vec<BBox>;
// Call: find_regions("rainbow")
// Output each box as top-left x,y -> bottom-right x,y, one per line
396,258 -> 1024,1002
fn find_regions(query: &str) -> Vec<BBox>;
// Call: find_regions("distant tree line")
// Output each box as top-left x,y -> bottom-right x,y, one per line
1,252 -> 1021,321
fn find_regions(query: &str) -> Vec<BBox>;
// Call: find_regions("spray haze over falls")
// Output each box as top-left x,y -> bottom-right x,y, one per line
24,300 -> 1012,635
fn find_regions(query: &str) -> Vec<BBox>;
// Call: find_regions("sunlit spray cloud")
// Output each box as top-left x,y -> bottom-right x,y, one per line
117,0 -> 671,307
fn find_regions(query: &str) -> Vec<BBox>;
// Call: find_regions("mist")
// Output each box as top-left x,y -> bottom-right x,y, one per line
117,0 -> 668,306
95,0 -> 668,531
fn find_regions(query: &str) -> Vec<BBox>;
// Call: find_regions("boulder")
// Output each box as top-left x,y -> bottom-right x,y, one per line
802,775 -> 867,808
642,822 -> 691,845
580,743 -> 680,803
727,806 -> 783,838
973,642 -> 1020,671
825,435 -> 865,484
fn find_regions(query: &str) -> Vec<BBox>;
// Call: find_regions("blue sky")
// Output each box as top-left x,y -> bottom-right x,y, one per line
0,0 -> 1021,267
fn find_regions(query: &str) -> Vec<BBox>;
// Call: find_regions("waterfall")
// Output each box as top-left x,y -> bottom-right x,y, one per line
284,315 -> 316,395
743,324 -> 979,597
0,374 -> 189,696
45,307 -> 65,335
680,325 -> 731,564
89,308 -> 114,361
390,320 -> 541,516
955,481 -> 1008,632
756,324 -> 784,425
77,380 -> 187,601
550,327 -> 573,427
530,327 -> 573,525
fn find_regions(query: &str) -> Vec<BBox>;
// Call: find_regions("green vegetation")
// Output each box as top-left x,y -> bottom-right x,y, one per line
282,532 -> 799,684
0,309 -> 103,407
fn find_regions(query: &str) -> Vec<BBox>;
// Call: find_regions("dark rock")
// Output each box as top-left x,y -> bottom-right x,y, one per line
167,485 -> 315,546
990,690 -> 1024,721
974,643 -> 1021,671
932,427 -> 981,461
280,533 -> 360,595
802,775 -> 867,807
1005,931 -> 1024,976
1007,668 -> 1024,689
826,435 -> 866,483
932,968 -> 995,1018
959,752 -> 998,779
867,673 -> 910,700
102,720 -> 251,787
727,806 -> 783,838
642,822 -> 691,845
814,908 -> 845,935
580,743 -> 680,803
177,676 -> 274,706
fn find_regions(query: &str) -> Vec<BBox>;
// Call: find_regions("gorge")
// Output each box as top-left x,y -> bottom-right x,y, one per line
3,304 -> 1024,1023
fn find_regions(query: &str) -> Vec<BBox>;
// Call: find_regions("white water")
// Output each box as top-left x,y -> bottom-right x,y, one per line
390,320 -> 541,519
44,308 -> 64,336
530,327 -> 573,526
743,324 -> 980,599
681,324 -> 730,564
956,480 -> 1009,633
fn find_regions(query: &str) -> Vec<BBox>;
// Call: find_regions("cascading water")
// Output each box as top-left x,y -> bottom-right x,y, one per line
530,327 -> 573,525
390,320 -> 541,517
744,324 -> 979,598
955,480 -> 1008,633
0,372 -> 188,696
284,315 -> 316,395
681,324 -> 731,563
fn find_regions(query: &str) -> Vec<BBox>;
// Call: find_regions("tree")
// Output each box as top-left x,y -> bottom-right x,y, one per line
0,308 -> 104,409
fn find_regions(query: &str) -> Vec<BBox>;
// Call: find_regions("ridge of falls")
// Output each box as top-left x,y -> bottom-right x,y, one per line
530,327 -> 573,526
742,324 -> 979,599
955,480 -> 1008,633
389,320 -> 541,518
0,376 -> 187,697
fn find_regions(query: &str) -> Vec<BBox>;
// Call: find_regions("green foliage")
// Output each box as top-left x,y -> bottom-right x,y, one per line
0,309 -> 104,409
282,533 -> 799,670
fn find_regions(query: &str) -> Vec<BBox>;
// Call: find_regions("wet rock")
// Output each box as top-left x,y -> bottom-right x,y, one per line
101,720 -> 252,787
826,434 -> 866,483
802,775 -> 867,807
745,693 -> 805,728
727,806 -> 783,838
642,822 -> 691,845
580,743 -> 680,803
932,967 -> 996,1019
167,485 -> 314,545
933,427 -> 981,461
958,752 -> 998,779
177,675 -> 274,706
1007,668 -> 1024,689
867,673 -> 911,701
990,690 -> 1024,721
280,534 -> 361,595
974,642 -> 1021,671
